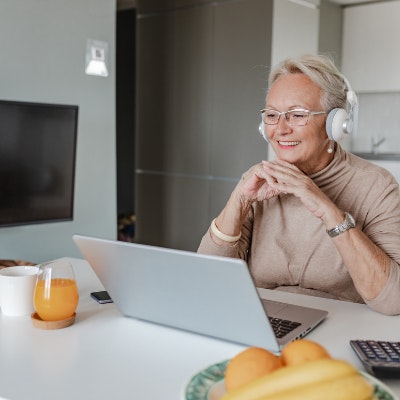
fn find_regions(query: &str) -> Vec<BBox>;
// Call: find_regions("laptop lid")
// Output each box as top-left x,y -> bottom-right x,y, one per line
73,235 -> 326,353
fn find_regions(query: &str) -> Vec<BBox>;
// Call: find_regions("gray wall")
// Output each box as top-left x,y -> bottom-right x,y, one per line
0,0 -> 117,263
135,0 -> 272,251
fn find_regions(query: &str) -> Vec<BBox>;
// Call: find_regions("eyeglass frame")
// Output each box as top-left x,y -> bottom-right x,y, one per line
260,108 -> 327,126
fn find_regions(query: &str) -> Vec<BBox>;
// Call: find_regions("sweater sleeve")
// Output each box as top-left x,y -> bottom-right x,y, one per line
197,228 -> 241,258
197,208 -> 254,259
365,260 -> 400,315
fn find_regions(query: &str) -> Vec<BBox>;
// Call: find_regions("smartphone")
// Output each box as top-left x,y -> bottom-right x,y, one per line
90,290 -> 113,304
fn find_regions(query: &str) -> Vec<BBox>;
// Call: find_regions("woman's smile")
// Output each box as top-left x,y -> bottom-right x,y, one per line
277,140 -> 301,148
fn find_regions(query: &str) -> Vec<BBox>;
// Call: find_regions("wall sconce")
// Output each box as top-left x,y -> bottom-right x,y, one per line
85,39 -> 109,77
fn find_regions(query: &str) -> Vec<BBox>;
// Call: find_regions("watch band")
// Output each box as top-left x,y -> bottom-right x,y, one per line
326,212 -> 355,238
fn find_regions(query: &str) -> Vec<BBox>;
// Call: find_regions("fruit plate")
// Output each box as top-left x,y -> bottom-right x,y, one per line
183,360 -> 398,400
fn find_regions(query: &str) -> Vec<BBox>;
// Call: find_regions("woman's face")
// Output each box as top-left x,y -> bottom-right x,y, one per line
265,73 -> 332,174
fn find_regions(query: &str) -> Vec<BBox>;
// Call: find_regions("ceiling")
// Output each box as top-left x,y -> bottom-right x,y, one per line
116,0 -> 384,10
329,0 -> 381,4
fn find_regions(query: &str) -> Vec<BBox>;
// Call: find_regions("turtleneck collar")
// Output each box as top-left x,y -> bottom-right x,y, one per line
309,143 -> 349,184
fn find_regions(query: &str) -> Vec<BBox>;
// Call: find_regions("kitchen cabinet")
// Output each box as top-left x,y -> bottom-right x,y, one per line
268,0 -> 320,160
136,0 -> 273,250
342,1 -> 400,92
271,0 -> 319,66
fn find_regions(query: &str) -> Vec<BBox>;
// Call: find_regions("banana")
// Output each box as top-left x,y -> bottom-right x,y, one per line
258,373 -> 374,400
220,358 -> 363,400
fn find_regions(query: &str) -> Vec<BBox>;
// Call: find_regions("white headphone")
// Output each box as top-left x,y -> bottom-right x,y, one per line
259,76 -> 358,143
326,79 -> 358,141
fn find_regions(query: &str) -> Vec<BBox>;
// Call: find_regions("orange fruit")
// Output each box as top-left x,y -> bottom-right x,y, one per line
280,339 -> 331,366
225,347 -> 282,392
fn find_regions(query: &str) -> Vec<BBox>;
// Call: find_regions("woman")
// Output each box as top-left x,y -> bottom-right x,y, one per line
198,54 -> 400,315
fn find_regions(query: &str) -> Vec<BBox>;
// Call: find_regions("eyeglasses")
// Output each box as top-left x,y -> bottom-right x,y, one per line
260,108 -> 327,126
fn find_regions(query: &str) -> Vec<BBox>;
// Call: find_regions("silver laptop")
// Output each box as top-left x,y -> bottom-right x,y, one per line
73,235 -> 327,353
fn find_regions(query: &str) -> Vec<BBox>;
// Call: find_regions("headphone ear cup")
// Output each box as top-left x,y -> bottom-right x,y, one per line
259,122 -> 269,142
326,108 -> 350,141
346,89 -> 358,136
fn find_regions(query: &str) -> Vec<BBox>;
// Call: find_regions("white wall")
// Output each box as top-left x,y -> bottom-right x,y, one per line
0,0 -> 117,263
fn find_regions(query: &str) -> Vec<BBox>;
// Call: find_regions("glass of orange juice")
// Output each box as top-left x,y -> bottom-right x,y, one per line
34,260 -> 79,321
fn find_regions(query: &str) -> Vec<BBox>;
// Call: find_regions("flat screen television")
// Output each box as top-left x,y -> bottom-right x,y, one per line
0,100 -> 78,227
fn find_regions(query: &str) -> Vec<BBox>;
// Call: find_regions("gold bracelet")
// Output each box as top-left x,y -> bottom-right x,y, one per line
210,218 -> 241,243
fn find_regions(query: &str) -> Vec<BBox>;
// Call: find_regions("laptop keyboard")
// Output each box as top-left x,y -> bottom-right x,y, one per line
269,317 -> 301,338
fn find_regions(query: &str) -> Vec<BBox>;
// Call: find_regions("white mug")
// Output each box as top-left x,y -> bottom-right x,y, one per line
0,266 -> 39,316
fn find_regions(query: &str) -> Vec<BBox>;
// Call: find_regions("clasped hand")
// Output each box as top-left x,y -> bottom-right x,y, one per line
236,160 -> 331,220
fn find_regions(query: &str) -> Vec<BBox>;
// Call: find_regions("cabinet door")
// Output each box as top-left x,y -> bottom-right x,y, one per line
271,0 -> 319,66
268,0 -> 320,160
342,1 -> 400,92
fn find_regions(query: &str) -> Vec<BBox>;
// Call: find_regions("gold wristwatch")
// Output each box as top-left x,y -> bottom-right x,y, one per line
326,212 -> 355,237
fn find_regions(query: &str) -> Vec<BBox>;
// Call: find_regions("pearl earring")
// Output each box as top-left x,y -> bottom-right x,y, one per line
327,141 -> 334,154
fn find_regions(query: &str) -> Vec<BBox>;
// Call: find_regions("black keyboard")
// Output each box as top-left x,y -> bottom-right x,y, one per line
350,340 -> 400,378
268,317 -> 301,338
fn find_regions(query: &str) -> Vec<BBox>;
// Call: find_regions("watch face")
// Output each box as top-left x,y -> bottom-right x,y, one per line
346,212 -> 356,228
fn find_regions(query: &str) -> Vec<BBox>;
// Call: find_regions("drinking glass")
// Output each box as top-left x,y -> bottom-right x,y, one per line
34,260 -> 79,321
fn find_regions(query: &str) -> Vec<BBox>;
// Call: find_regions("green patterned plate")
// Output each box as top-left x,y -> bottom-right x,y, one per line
183,360 -> 398,400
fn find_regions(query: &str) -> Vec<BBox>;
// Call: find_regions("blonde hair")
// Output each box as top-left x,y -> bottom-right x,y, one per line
268,54 -> 348,111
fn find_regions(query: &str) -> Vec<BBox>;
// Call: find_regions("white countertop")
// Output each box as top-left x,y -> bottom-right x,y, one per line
1,258 -> 400,400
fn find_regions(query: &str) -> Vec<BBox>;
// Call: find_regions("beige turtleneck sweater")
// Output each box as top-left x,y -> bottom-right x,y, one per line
198,145 -> 400,315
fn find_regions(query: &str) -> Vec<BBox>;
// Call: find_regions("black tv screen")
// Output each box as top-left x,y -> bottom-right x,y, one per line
0,100 -> 78,227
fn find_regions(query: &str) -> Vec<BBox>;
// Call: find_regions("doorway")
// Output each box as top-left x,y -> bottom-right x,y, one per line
116,7 -> 136,242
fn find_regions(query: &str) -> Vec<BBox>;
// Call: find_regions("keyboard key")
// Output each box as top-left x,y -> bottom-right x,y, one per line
269,317 -> 301,338
350,340 -> 400,378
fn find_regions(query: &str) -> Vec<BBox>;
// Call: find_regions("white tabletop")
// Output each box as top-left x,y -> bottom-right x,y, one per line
0,258 -> 399,400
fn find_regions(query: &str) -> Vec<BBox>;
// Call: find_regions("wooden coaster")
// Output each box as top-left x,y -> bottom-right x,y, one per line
31,312 -> 76,330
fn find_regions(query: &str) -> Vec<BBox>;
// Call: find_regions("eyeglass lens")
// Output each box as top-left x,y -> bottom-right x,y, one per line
263,110 -> 310,126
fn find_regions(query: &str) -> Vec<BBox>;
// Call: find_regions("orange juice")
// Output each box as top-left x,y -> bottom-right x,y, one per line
34,278 -> 79,321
